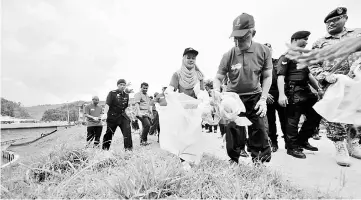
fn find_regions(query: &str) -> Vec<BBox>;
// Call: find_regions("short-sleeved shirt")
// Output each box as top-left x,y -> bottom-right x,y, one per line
134,92 -> 150,111
169,72 -> 204,99
106,90 -> 129,122
217,42 -> 273,95
277,55 -> 310,82
84,103 -> 103,126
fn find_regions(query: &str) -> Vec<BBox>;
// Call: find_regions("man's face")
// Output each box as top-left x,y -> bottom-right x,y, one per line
184,53 -> 197,67
117,83 -> 126,91
234,31 -> 253,51
141,85 -> 148,94
295,37 -> 308,48
326,15 -> 347,35
92,97 -> 99,106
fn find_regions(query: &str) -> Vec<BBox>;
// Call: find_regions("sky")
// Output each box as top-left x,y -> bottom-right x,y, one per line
1,0 -> 361,106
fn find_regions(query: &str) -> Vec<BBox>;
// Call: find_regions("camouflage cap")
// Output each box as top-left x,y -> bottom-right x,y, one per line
324,7 -> 347,23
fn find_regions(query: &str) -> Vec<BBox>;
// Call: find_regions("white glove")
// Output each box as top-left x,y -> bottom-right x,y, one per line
325,74 -> 337,83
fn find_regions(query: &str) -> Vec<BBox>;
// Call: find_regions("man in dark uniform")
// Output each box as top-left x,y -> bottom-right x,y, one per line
277,31 -> 323,159
263,43 -> 286,152
102,79 -> 133,151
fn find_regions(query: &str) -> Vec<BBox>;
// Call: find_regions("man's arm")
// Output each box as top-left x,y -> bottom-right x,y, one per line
261,69 -> 272,99
134,93 -> 142,116
308,73 -> 321,91
214,74 -> 226,92
84,106 -> 95,120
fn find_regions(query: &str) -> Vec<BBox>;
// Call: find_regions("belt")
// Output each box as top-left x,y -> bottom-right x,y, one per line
286,80 -> 309,86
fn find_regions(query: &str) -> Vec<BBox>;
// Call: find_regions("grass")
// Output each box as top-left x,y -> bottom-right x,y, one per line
1,128 -> 326,199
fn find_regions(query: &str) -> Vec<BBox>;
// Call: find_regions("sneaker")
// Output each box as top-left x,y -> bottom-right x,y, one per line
239,149 -> 249,157
140,141 -> 151,146
334,140 -> 351,167
313,134 -> 321,140
271,144 -> 278,152
299,142 -> 318,151
347,139 -> 361,160
287,148 -> 306,159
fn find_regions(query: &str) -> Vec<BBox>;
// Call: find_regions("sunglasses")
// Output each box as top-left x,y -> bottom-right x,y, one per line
326,15 -> 345,24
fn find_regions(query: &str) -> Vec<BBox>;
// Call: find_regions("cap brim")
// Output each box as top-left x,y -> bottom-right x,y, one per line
230,29 -> 250,38
183,50 -> 198,56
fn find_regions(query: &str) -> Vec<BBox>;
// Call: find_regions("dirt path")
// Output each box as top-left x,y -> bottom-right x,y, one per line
199,131 -> 361,199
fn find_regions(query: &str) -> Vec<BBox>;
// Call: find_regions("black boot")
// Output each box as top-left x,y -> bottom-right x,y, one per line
299,142 -> 318,151
287,148 -> 306,159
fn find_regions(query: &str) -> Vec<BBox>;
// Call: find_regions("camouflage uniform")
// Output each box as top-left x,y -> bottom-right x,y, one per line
310,28 -> 361,141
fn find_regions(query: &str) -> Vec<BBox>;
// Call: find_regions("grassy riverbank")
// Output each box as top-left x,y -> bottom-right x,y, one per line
1,126 -> 325,199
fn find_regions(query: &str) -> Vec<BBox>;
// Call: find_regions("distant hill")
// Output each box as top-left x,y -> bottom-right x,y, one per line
24,104 -> 64,120
24,101 -> 105,120
1,98 -> 32,119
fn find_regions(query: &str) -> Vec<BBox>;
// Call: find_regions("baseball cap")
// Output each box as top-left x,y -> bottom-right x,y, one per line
183,47 -> 198,56
230,13 -> 255,38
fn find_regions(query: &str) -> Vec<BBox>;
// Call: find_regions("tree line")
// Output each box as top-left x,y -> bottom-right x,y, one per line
1,98 -> 32,119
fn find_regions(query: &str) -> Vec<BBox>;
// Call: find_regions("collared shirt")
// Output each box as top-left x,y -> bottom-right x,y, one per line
217,42 -> 273,95
310,27 -> 361,87
134,91 -> 150,111
106,89 -> 129,115
84,103 -> 103,127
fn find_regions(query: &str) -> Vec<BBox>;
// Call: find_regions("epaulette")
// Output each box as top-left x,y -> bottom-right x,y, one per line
111,90 -> 117,93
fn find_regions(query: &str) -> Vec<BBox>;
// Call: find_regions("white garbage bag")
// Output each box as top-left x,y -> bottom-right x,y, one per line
219,92 -> 252,126
313,65 -> 361,125
157,91 -> 205,164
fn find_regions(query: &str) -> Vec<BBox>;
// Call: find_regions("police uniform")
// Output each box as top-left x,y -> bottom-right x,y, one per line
102,87 -> 132,150
277,31 -> 321,154
310,7 -> 361,142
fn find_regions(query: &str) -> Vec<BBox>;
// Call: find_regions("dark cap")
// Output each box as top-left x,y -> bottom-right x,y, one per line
291,31 -> 311,40
230,13 -> 255,37
324,7 -> 347,23
183,47 -> 198,56
117,79 -> 126,85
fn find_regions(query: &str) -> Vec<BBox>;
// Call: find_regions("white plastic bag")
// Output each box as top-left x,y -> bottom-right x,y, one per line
157,91 -> 205,164
313,68 -> 361,125
219,92 -> 252,126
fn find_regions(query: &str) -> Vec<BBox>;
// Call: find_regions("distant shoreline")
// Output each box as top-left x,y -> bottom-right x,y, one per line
1,122 -> 73,130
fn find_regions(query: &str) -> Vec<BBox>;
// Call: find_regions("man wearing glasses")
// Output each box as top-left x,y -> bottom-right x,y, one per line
214,13 -> 272,164
310,7 -> 361,166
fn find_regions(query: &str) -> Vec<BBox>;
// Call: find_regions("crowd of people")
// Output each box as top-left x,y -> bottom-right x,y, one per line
83,6 -> 360,169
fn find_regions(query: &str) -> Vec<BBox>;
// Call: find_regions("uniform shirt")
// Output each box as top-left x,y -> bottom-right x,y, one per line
310,28 -> 361,87
169,72 -> 204,99
106,89 -> 129,117
277,55 -> 310,82
84,103 -> 102,127
217,42 -> 273,95
134,92 -> 150,111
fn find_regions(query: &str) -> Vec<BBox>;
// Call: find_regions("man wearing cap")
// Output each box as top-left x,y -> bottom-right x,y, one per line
309,7 -> 361,166
102,79 -> 133,151
277,31 -> 323,159
262,43 -> 286,153
134,82 -> 152,146
214,13 -> 272,164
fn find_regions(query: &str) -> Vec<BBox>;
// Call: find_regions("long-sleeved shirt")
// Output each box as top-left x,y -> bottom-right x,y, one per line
309,27 -> 361,88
